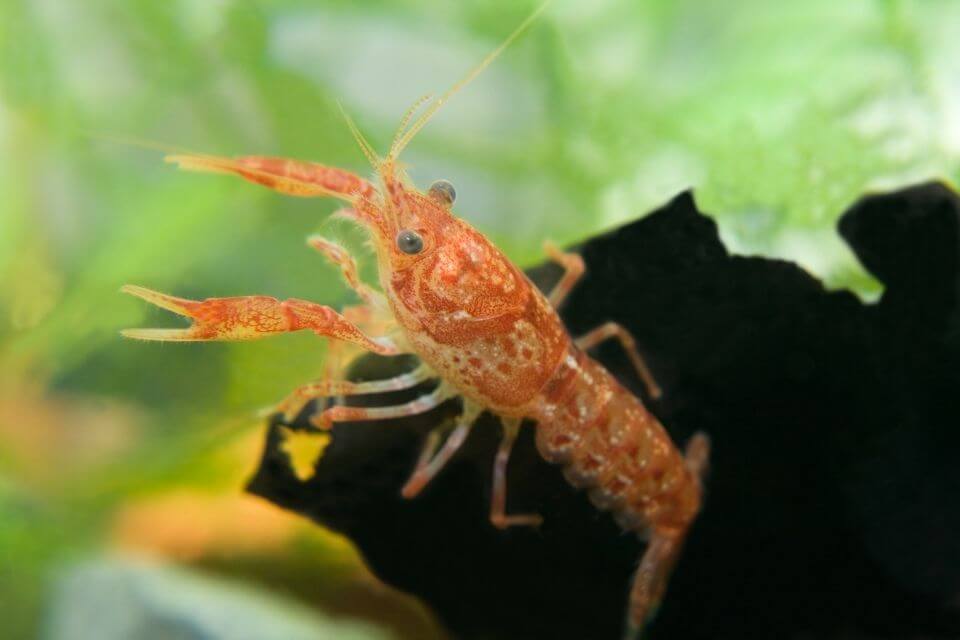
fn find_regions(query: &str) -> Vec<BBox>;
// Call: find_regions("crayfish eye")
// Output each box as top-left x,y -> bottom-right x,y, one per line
428,179 -> 456,206
396,229 -> 424,255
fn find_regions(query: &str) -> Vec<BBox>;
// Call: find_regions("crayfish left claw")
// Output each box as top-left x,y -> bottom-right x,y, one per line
120,284 -> 290,342
120,284 -> 207,341
123,284 -> 399,350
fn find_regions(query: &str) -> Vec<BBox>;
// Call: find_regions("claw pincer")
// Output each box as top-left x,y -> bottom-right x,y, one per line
122,285 -> 296,341
121,285 -> 396,354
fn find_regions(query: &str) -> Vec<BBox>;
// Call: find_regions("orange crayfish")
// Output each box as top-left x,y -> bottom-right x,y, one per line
122,7 -> 709,637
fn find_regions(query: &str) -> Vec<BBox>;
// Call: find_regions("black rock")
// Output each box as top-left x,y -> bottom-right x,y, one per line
247,184 -> 960,640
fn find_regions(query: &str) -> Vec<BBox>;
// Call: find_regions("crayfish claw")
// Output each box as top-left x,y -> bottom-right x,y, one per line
120,284 -> 206,341
120,327 -> 203,341
120,284 -> 201,318
164,153 -> 234,176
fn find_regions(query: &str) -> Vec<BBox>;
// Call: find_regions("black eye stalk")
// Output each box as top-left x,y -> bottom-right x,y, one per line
428,179 -> 456,206
396,229 -> 425,255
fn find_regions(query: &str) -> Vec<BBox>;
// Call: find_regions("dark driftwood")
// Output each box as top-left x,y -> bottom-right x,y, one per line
247,184 -> 960,639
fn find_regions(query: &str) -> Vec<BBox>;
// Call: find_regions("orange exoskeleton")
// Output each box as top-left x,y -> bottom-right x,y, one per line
121,6 -> 709,637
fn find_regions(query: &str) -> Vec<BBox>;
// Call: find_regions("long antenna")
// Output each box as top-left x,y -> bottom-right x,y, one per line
387,1 -> 550,161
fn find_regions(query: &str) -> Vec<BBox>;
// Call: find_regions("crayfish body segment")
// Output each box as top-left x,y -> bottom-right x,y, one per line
122,7 -> 709,638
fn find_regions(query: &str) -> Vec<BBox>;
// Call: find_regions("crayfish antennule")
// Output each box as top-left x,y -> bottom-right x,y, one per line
390,93 -> 434,155
337,102 -> 381,170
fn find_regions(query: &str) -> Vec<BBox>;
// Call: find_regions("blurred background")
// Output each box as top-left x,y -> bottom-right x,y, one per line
2,0 -> 960,638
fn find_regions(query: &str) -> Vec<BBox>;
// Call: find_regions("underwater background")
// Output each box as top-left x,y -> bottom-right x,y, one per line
2,1 -> 960,638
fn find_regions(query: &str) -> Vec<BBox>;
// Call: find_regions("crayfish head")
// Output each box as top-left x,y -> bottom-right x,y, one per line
368,161 -> 457,271
350,1 -> 548,324
369,162 -> 529,329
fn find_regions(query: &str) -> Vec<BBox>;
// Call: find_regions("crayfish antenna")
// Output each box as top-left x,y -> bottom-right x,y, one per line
388,0 -> 551,162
